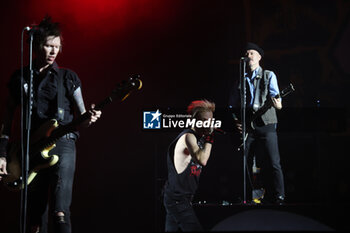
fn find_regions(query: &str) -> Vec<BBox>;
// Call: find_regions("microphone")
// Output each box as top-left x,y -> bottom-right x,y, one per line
24,26 -> 39,34
240,57 -> 250,62
214,128 -> 226,135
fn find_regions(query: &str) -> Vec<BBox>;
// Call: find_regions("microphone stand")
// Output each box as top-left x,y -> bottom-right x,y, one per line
20,27 -> 34,233
239,57 -> 247,204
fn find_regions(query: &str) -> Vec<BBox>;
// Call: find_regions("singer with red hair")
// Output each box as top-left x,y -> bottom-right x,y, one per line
163,99 -> 216,232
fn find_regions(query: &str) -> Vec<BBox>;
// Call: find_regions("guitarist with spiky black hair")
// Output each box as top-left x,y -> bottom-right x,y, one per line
0,16 -> 101,233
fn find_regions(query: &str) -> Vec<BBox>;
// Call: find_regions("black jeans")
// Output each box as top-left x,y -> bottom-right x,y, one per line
27,136 -> 76,233
246,124 -> 285,200
163,193 -> 203,232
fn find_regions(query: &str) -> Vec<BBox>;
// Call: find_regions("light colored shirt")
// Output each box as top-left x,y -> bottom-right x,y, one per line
245,66 -> 280,107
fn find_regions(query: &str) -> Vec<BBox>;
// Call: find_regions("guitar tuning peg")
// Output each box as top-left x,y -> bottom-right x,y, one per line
130,74 -> 140,80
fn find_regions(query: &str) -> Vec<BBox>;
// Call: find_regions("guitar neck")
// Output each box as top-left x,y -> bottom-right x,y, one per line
31,76 -> 142,153
50,94 -> 115,140
251,84 -> 294,122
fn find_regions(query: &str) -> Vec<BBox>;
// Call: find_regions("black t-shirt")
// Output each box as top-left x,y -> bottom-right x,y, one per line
8,62 -> 81,132
164,129 -> 203,199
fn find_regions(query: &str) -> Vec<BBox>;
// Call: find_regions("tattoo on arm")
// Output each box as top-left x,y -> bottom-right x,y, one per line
73,87 -> 86,114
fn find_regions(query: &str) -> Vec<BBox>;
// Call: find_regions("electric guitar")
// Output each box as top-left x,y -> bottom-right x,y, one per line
238,83 -> 295,150
3,75 -> 142,190
249,83 -> 295,130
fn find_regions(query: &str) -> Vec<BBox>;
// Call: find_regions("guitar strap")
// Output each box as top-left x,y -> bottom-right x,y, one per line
57,69 -> 66,122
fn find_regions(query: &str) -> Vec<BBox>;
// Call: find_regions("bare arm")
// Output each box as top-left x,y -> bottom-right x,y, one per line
185,133 -> 212,166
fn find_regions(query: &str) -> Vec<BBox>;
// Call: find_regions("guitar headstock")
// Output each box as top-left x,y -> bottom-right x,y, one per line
112,74 -> 143,102
280,83 -> 295,98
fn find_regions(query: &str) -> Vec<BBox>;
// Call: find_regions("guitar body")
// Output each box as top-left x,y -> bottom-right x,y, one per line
4,119 -> 60,190
238,83 -> 295,150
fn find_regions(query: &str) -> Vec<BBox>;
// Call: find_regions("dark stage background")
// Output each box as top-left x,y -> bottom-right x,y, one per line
1,0 -> 350,232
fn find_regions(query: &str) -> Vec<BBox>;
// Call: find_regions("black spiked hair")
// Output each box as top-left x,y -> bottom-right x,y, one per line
32,15 -> 62,51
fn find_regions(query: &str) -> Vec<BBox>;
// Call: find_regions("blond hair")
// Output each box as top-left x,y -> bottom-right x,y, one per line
187,99 -> 215,118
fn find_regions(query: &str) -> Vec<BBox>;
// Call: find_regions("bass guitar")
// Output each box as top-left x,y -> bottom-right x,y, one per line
249,83 -> 295,130
238,83 -> 295,150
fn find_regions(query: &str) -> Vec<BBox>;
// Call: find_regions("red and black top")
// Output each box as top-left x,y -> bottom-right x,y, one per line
164,129 -> 203,199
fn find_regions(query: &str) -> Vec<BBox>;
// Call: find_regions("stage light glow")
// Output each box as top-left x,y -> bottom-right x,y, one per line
22,0 -> 180,36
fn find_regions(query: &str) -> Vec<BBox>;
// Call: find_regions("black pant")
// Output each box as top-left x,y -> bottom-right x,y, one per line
27,137 -> 76,233
245,123 -> 285,200
163,193 -> 203,232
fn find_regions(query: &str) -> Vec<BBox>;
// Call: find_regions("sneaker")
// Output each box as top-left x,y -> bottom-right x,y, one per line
274,195 -> 285,205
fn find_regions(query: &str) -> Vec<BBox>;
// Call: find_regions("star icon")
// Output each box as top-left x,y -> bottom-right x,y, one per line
151,109 -> 161,122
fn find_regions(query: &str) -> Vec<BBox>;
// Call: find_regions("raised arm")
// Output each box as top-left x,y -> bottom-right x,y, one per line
185,133 -> 213,166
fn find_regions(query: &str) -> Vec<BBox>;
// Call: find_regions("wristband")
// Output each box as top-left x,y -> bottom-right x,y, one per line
204,133 -> 214,144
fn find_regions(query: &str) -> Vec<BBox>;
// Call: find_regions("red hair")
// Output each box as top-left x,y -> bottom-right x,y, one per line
187,99 -> 215,118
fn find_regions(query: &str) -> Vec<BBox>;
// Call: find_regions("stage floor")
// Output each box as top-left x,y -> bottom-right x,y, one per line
191,202 -> 348,231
